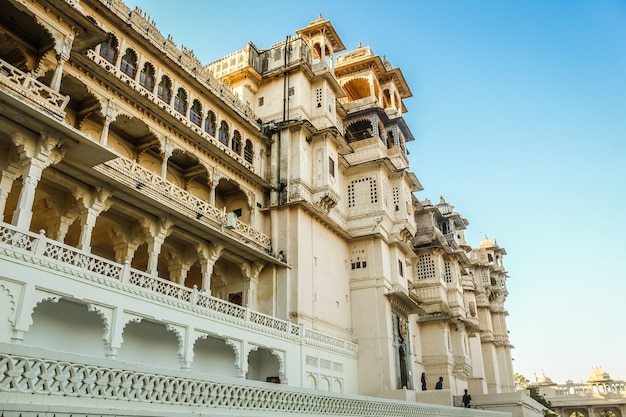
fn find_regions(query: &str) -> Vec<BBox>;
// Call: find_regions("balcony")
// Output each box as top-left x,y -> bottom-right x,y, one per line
0,58 -> 69,119
0,220 -> 356,355
95,156 -> 271,253
84,49 -> 257,174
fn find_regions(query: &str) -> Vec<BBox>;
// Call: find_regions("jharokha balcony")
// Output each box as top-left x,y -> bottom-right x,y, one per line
95,156 -> 271,253
0,57 -> 69,118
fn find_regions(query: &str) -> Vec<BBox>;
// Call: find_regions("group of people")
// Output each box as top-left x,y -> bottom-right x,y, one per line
420,373 -> 472,408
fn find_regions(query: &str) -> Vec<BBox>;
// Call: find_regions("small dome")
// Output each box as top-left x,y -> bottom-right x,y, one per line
480,235 -> 494,248
588,367 -> 611,383
535,371 -> 555,386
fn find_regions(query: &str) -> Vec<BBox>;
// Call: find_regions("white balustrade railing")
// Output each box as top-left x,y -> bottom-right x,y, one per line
0,58 -> 69,118
553,382 -> 626,396
0,221 -> 354,354
98,156 -> 271,251
0,351 -> 496,417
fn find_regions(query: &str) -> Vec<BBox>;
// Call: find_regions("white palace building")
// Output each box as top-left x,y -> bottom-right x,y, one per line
0,1 -> 546,416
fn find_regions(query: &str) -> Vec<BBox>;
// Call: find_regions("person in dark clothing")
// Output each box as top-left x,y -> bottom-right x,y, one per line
435,376 -> 443,389
421,372 -> 427,391
462,389 -> 472,408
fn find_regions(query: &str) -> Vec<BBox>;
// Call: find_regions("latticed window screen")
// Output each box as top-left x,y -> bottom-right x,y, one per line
347,177 -> 378,208
417,254 -> 436,280
444,261 -> 453,283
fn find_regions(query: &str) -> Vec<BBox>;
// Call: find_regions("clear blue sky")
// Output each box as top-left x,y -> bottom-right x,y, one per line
125,0 -> 626,384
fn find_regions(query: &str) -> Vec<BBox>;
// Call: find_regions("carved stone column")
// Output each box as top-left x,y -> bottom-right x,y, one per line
240,260 -> 265,309
140,217 -> 173,276
110,223 -> 143,264
10,132 -> 64,229
161,142 -> 173,178
0,150 -> 21,222
196,242 -> 224,294
75,187 -> 112,252
49,34 -> 73,92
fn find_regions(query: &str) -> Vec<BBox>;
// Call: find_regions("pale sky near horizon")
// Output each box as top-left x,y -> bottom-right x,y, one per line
124,0 -> 626,385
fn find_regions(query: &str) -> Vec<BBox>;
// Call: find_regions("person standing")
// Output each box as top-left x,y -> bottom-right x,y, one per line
435,376 -> 443,389
462,389 -> 472,408
421,372 -> 427,391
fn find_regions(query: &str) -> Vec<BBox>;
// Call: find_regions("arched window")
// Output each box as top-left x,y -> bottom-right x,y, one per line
244,139 -> 253,163
120,48 -> 137,78
139,62 -> 155,91
157,76 -> 172,103
232,130 -> 242,154
190,100 -> 202,126
174,88 -> 188,114
99,34 -> 118,64
218,121 -> 229,145
204,111 -> 216,136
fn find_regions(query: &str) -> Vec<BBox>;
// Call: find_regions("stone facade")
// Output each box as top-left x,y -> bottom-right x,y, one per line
534,369 -> 626,417
0,1 -> 541,416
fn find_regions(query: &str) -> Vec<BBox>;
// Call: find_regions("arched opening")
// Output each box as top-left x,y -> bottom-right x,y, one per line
342,78 -> 371,102
117,319 -> 181,369
174,88 -> 188,115
244,139 -> 254,163
247,347 -> 280,383
90,206 -> 143,263
108,114 -> 160,165
23,298 -> 107,357
191,335 -> 239,377
382,89 -> 392,108
190,99 -> 202,126
599,410 -> 619,417
139,62 -> 156,91
0,285 -> 14,342
232,130 -> 242,154
59,74 -> 102,131
0,2 -> 55,73
157,75 -> 172,104
345,119 -> 374,143
204,110 -> 216,136
218,120 -> 229,145
99,34 -> 118,64
214,178 -> 250,224
120,48 -> 137,78
210,257 -> 246,304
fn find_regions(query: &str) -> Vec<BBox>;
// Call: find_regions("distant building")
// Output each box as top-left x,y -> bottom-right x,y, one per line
0,1 -> 543,416
535,369 -> 626,417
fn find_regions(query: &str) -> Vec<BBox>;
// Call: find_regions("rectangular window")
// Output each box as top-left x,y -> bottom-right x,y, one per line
329,157 -> 335,177
398,260 -> 404,277
228,292 -> 242,305
258,97 -> 264,106
288,87 -> 295,96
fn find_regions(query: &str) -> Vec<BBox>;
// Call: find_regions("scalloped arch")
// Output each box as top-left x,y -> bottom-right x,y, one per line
0,284 -> 16,325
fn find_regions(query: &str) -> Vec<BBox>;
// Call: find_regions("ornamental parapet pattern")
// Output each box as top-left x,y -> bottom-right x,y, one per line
0,58 -> 69,118
0,352 -> 497,417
